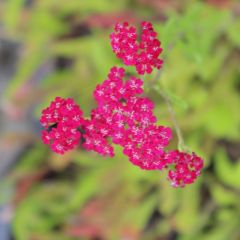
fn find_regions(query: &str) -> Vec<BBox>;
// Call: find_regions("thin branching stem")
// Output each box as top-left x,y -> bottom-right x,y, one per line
148,70 -> 188,152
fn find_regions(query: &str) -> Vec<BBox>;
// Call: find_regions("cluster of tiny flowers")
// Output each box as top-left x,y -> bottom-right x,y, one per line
84,67 -> 172,170
110,21 -> 163,75
164,151 -> 204,187
40,97 -> 83,154
40,21 -> 204,187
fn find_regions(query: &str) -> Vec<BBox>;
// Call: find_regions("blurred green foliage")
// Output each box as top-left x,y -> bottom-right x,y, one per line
1,0 -> 240,239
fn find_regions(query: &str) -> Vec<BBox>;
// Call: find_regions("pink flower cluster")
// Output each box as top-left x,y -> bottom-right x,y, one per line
110,22 -> 163,75
83,67 -> 172,170
164,151 -> 204,187
39,21 -> 204,187
40,97 -> 83,154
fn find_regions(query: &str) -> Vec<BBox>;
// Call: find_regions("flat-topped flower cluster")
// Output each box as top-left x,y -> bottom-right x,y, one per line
110,22 -> 163,74
40,21 -> 203,187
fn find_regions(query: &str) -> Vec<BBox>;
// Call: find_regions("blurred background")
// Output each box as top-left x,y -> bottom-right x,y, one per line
0,0 -> 240,239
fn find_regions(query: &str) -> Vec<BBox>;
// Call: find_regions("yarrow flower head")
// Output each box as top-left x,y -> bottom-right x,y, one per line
164,150 -> 204,187
84,67 -> 172,169
39,20 -> 204,188
40,97 -> 83,154
110,21 -> 163,75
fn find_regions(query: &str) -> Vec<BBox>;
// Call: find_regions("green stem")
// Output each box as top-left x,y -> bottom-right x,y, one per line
148,70 -> 188,152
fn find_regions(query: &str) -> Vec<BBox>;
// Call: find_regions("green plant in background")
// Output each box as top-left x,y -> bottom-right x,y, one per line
1,0 -> 240,240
